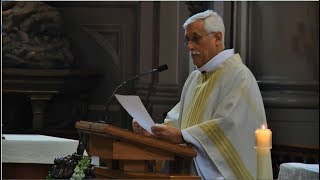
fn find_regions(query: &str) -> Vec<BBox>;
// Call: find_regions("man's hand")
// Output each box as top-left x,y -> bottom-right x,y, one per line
132,120 -> 153,137
151,124 -> 184,144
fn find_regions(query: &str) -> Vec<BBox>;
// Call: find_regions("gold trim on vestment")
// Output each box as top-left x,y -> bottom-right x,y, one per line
200,122 -> 254,180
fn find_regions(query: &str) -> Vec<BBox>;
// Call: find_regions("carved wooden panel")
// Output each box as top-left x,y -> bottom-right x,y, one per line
50,2 -> 140,127
81,24 -> 125,65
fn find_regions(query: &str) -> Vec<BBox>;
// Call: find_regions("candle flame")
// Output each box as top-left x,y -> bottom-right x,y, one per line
262,124 -> 266,130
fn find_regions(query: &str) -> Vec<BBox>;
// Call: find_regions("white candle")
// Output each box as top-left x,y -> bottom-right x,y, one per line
255,124 -> 273,180
255,124 -> 272,149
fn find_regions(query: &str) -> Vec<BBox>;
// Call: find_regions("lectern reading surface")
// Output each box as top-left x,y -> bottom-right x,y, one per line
76,121 -> 200,179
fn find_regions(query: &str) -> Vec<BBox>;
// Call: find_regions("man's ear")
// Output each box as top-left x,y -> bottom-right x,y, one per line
213,32 -> 222,45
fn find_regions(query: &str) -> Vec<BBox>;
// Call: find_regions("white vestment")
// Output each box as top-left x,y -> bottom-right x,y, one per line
164,49 -> 269,179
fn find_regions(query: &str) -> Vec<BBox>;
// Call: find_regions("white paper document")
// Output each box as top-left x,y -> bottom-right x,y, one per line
115,94 -> 155,134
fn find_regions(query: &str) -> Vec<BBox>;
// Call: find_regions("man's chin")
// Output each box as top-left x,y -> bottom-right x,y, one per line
192,59 -> 201,68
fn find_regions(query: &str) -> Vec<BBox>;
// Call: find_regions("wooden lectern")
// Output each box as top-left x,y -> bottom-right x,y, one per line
76,121 -> 200,179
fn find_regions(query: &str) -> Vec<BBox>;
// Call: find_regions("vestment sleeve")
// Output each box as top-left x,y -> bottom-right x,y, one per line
163,102 -> 180,127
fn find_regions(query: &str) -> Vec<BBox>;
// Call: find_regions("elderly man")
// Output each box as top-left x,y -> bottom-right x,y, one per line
133,10 -> 269,179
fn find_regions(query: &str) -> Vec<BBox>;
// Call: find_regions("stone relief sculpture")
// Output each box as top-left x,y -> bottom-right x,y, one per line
2,1 -> 74,69
185,2 -> 209,16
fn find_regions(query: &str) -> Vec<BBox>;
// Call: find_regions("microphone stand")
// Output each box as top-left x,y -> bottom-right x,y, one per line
101,68 -> 158,123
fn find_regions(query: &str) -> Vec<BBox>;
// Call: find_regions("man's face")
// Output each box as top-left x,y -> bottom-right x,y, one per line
184,21 -> 221,68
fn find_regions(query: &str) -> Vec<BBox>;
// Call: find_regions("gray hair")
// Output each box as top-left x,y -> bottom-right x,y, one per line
183,10 -> 225,48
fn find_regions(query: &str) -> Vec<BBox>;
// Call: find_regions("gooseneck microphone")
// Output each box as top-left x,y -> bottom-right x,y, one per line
101,64 -> 168,123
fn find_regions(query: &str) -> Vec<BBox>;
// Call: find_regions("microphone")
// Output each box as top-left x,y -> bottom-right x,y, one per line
100,64 -> 168,123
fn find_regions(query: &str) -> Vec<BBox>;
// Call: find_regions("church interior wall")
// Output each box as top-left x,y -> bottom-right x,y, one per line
2,2 -> 319,177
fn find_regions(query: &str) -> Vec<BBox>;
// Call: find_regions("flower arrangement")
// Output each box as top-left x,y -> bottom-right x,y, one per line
47,153 -> 95,179
71,156 -> 91,180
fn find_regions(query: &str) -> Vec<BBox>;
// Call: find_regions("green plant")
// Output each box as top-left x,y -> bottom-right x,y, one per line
70,156 -> 91,180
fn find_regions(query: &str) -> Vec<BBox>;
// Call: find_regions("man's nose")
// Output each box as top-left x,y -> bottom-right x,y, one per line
187,42 -> 194,50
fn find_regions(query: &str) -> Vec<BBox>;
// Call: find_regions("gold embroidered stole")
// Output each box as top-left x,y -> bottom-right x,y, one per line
181,71 -> 217,129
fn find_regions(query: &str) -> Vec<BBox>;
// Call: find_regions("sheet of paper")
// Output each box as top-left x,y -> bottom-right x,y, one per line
115,94 -> 155,134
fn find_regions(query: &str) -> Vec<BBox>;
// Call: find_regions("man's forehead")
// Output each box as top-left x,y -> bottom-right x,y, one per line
184,21 -> 205,36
